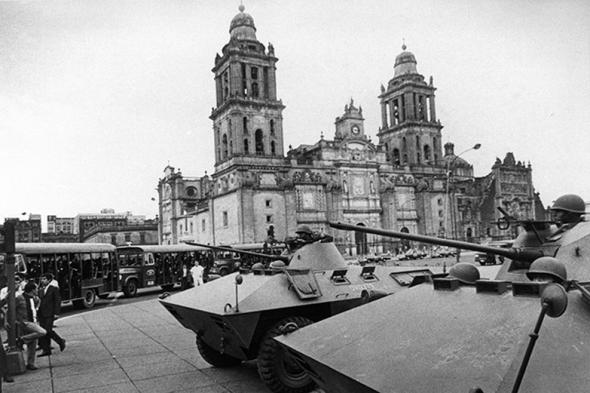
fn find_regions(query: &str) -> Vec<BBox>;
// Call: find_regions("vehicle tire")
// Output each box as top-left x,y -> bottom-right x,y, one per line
123,279 -> 138,298
258,316 -> 315,393
219,267 -> 229,276
196,335 -> 242,367
73,289 -> 96,309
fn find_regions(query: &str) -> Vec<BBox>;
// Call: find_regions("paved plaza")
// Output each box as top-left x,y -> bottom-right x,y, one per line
3,299 -> 272,393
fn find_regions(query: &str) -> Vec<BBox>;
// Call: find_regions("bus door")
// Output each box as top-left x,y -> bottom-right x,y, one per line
55,253 -> 71,301
144,252 -> 156,287
81,253 -> 103,293
101,252 -> 118,292
160,253 -> 175,285
69,253 -> 82,300
167,253 -> 179,285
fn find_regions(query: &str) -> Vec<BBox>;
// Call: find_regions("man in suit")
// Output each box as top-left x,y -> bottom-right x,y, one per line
38,273 -> 65,357
15,281 -> 46,370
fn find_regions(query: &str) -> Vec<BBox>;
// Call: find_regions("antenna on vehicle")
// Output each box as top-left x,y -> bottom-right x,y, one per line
511,283 -> 568,393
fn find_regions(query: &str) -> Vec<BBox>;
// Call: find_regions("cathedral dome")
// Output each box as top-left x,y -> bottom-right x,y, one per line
393,44 -> 418,77
229,4 -> 257,41
444,143 -> 472,168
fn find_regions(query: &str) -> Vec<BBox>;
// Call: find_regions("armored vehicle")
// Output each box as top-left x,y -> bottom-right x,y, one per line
159,239 -> 434,393
274,219 -> 590,393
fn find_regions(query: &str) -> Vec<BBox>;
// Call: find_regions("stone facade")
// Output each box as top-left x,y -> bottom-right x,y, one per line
156,6 -> 545,254
81,222 -> 158,245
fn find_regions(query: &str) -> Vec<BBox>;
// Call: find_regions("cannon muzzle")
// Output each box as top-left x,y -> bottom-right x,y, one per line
184,241 -> 290,263
329,222 -> 543,262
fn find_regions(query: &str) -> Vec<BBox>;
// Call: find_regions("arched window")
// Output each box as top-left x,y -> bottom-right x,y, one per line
402,137 -> 407,152
416,135 -> 421,150
403,153 -> 408,164
222,134 -> 228,159
424,145 -> 431,163
392,148 -> 400,165
270,119 -> 275,134
271,140 -> 276,155
229,141 -> 233,156
243,117 -> 248,134
255,129 -> 264,155
244,139 -> 249,154
417,152 -> 421,164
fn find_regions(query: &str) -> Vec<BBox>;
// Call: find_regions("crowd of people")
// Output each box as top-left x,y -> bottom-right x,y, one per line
0,272 -> 66,387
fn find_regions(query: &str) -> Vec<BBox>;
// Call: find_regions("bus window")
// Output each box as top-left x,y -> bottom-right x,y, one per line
91,253 -> 101,279
55,253 -> 70,300
14,255 -> 27,275
70,254 -> 81,298
41,254 -> 56,277
146,253 -> 155,266
25,255 -> 41,279
81,253 -> 92,280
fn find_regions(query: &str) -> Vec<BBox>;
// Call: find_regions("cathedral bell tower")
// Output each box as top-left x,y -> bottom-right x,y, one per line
210,5 -> 286,166
377,45 -> 443,167
334,98 -> 366,140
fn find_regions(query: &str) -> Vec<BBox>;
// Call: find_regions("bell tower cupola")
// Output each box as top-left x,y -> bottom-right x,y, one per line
377,44 -> 443,167
210,5 -> 286,166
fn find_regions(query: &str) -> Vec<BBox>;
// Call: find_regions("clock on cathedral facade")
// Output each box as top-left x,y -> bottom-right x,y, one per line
156,6 -> 546,257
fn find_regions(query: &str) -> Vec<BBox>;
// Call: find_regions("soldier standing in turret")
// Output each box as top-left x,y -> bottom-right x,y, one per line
548,194 -> 586,240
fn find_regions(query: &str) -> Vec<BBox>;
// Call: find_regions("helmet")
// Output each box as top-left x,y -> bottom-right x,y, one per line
550,194 -> 585,214
526,257 -> 567,283
269,260 -> 286,269
295,225 -> 313,235
448,263 -> 480,285
251,262 -> 265,271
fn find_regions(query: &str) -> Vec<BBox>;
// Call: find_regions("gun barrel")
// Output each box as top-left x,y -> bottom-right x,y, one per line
329,222 -> 543,262
185,241 -> 290,263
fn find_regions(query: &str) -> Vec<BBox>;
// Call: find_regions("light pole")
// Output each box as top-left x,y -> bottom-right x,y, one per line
444,143 -> 481,248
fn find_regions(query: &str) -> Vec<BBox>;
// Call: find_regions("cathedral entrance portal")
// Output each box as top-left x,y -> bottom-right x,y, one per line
400,226 -> 410,250
355,223 -> 368,256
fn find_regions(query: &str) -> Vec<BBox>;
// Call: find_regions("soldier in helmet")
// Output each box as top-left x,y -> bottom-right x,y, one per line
295,225 -> 314,243
526,256 -> 567,285
548,194 -> 586,240
286,225 -> 333,252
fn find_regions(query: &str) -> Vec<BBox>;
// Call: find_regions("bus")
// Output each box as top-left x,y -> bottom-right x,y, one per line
115,244 -> 211,297
1,243 -> 119,309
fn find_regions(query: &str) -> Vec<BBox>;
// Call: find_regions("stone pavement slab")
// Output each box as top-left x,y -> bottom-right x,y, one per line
2,298 -> 271,393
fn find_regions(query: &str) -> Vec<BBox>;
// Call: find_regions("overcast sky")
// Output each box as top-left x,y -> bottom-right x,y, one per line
1,0 -> 589,227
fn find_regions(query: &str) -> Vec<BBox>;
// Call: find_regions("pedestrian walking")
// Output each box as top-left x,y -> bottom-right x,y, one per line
15,282 -> 46,371
38,273 -> 65,357
0,282 -> 14,386
190,262 -> 204,286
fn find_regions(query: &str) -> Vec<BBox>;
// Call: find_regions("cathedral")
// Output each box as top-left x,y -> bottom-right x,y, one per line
156,6 -> 546,255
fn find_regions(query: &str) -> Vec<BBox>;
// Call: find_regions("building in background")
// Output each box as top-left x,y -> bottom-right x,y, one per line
4,214 -> 42,243
156,6 -> 546,254
81,218 -> 158,245
1,210 -> 157,244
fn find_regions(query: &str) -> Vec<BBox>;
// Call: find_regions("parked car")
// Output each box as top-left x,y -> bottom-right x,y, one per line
474,253 -> 504,265
474,240 -> 512,265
